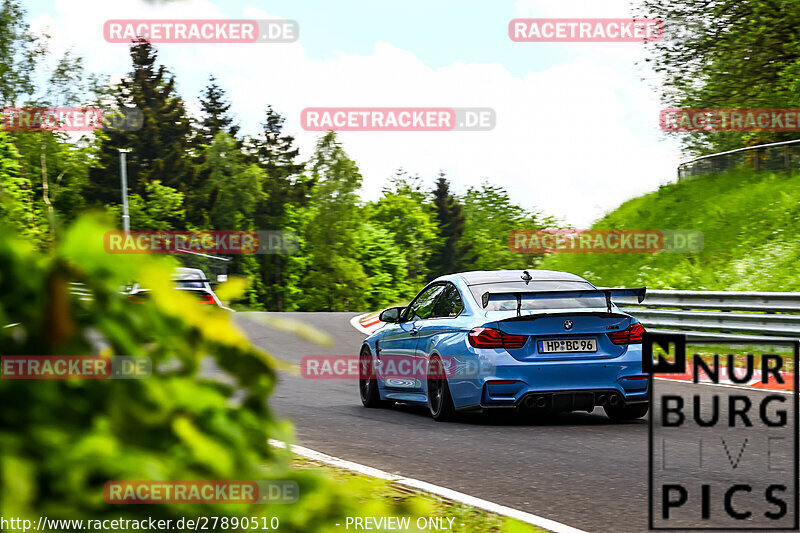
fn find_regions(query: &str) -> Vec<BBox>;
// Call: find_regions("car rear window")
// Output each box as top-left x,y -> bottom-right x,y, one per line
175,280 -> 205,289
468,280 -> 602,311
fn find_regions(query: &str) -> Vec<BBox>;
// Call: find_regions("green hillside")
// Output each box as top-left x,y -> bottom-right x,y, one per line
539,170 -> 800,291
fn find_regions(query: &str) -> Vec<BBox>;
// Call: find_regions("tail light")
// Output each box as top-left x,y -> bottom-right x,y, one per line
608,322 -> 645,345
128,293 -> 145,303
200,293 -> 216,305
468,327 -> 527,349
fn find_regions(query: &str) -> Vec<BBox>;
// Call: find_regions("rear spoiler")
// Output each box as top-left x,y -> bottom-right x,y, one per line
481,287 -> 646,316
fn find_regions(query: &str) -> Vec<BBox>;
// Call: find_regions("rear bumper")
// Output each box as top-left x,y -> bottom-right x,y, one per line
455,389 -> 648,413
448,344 -> 647,409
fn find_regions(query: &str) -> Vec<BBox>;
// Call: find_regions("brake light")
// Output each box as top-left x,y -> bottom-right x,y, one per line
468,327 -> 527,349
608,322 -> 645,345
200,293 -> 216,305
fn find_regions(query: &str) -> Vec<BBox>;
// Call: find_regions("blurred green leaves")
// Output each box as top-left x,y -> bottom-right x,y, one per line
0,213 -> 537,531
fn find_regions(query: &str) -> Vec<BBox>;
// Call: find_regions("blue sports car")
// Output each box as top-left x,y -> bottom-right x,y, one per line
358,269 -> 649,421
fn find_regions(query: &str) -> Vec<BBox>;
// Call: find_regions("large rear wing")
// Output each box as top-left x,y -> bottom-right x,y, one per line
481,287 -> 646,315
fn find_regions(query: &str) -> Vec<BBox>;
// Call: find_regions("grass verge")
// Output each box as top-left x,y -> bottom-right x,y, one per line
290,457 -> 550,533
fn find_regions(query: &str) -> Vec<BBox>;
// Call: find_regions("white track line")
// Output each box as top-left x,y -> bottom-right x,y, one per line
269,439 -> 588,533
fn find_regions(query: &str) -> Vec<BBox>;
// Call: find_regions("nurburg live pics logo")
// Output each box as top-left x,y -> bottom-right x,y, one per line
645,332 -> 799,530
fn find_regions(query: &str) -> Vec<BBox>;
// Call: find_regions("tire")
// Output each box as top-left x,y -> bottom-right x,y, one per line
427,356 -> 456,421
605,402 -> 649,421
359,346 -> 385,408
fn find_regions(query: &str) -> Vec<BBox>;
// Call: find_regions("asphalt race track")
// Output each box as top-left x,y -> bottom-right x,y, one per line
234,312 -> 793,533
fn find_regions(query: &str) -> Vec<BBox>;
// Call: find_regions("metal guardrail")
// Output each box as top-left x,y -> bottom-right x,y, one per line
678,138 -> 800,179
68,282 -> 798,343
614,289 -> 800,343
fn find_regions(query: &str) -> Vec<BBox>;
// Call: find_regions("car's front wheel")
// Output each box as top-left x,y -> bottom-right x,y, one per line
359,346 -> 385,408
604,402 -> 649,421
427,356 -> 456,421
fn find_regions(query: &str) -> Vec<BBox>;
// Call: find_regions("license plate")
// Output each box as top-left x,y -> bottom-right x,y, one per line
538,338 -> 597,353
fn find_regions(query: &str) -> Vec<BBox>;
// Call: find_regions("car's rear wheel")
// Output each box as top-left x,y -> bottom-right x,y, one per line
427,356 -> 456,421
604,402 -> 649,421
359,347 -> 385,408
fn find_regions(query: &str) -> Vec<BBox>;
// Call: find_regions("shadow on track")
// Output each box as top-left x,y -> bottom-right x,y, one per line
388,401 -> 648,427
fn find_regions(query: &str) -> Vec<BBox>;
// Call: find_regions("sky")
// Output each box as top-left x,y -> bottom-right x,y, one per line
25,0 -> 683,226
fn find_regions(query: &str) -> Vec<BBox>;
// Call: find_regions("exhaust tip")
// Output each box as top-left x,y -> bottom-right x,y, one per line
596,394 -> 606,405
535,396 -> 547,408
523,396 -> 536,408
609,394 -> 621,406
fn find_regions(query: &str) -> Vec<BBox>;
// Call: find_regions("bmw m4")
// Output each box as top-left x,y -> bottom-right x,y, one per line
358,269 -> 648,421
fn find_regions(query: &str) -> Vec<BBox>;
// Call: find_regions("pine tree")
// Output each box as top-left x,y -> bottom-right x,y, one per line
186,76 -> 241,225
196,75 -> 239,147
85,40 -> 192,210
427,174 -> 474,278
245,106 -> 307,310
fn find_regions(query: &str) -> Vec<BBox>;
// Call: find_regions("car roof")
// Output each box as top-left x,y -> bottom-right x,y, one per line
173,267 -> 207,280
453,269 -> 588,285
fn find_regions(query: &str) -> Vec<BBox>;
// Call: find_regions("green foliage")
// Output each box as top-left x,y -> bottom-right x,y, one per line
460,182 -> 551,272
0,0 -> 44,106
199,132 -> 264,230
639,0 -> 800,154
1,214 -> 525,530
0,129 -> 32,236
0,213 -> 284,522
0,3 -> 573,315
195,74 -> 239,147
298,132 -> 369,311
86,40 -> 193,206
108,180 -> 185,231
427,175 -> 472,278
366,171 -> 439,289
357,222 -> 410,308
541,169 -> 800,290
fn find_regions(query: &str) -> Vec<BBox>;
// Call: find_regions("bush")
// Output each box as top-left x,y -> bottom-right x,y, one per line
0,213 -> 449,531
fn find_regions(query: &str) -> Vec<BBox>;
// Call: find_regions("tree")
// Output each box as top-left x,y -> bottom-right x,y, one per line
0,0 -> 44,107
0,1 -> 95,246
86,40 -> 193,207
198,132 -> 264,230
366,170 -> 438,290
245,106 -> 307,310
0,129 -> 33,236
639,0 -> 800,154
427,174 -> 473,278
459,182 -> 551,271
357,221 -> 410,307
298,132 -> 367,311
107,180 -> 185,231
195,75 -> 239,148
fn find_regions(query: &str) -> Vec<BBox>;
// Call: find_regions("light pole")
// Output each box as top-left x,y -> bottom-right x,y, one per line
118,149 -> 131,234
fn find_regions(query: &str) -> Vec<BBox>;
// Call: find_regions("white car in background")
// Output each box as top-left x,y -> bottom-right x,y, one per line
128,267 -> 233,311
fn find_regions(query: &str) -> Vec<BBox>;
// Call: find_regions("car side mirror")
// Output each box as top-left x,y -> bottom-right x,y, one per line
379,306 -> 405,323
